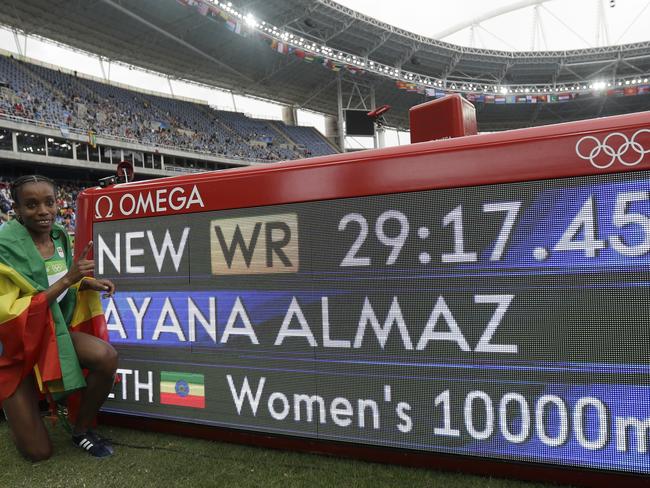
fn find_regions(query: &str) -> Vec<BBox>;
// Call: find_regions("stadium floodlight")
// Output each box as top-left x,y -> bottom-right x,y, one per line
499,87 -> 508,94
593,81 -> 606,90
244,13 -> 257,27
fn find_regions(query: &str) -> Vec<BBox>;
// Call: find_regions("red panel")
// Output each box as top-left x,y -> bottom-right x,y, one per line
78,110 -> 650,233
409,94 -> 477,143
75,189 -> 94,259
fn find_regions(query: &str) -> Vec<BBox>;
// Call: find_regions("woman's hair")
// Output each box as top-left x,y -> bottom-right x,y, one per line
10,175 -> 57,204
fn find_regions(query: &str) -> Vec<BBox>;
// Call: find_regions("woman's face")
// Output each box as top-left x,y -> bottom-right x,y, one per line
14,182 -> 57,236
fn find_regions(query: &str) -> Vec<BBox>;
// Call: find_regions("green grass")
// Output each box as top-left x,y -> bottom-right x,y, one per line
0,420 -> 572,488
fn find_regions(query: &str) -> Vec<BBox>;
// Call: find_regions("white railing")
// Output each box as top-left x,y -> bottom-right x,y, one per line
165,166 -> 206,174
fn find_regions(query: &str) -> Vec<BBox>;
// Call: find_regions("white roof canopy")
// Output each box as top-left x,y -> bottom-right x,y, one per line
335,0 -> 650,51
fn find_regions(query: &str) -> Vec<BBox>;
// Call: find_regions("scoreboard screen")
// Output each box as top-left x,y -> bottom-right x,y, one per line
96,169 -> 650,474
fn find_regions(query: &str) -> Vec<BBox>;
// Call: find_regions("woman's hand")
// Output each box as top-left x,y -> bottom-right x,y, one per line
65,240 -> 95,285
80,277 -> 116,298
46,241 -> 100,304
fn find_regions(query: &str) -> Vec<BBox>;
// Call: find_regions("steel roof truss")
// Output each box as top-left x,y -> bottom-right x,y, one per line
99,0 -> 253,83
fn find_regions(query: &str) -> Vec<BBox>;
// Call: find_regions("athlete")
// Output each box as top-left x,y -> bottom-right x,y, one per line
0,175 -> 117,459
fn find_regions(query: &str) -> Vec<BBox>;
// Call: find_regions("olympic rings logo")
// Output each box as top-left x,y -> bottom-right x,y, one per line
576,129 -> 650,169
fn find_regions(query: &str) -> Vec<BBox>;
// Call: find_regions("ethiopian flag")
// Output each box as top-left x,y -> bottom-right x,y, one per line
0,220 -> 107,405
160,371 -> 205,408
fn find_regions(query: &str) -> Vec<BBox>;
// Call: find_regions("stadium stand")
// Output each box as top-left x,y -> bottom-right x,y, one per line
0,56 -> 69,125
0,55 -> 338,162
275,122 -> 338,157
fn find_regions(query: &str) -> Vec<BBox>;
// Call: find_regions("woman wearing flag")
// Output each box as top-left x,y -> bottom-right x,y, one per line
0,175 -> 117,460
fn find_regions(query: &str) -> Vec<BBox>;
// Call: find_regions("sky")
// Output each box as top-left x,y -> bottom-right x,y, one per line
0,0 -> 648,149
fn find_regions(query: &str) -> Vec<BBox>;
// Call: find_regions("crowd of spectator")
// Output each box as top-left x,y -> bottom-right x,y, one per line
0,56 -> 337,161
0,178 -> 84,233
0,56 -> 340,231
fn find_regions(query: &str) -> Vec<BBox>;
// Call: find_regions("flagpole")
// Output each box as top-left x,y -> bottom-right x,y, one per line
337,73 -> 345,152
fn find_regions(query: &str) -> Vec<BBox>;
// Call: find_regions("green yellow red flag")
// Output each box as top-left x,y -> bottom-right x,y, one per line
160,371 -> 205,409
0,220 -> 107,405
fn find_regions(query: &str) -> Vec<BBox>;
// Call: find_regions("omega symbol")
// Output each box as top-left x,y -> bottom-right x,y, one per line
94,195 -> 114,219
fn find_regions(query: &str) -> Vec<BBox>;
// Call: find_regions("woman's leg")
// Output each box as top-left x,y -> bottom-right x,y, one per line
70,331 -> 118,434
2,375 -> 53,461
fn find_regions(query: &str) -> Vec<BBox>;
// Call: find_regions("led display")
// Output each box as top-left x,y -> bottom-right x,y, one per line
97,170 -> 650,473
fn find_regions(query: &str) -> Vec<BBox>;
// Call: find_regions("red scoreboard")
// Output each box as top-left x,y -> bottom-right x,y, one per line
76,104 -> 650,486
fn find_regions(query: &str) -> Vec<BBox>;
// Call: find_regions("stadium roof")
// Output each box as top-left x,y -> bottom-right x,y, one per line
338,0 -> 650,52
1,0 -> 650,131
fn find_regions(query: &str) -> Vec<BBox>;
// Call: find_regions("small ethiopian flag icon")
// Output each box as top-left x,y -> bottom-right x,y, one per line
160,371 -> 205,409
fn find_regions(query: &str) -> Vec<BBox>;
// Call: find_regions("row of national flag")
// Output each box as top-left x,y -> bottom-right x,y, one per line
396,81 -> 583,104
467,93 -> 579,104
396,81 -> 650,104
177,0 -> 365,77
606,85 -> 650,96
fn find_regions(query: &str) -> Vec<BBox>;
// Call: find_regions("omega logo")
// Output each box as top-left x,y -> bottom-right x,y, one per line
94,186 -> 204,220
94,195 -> 114,219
